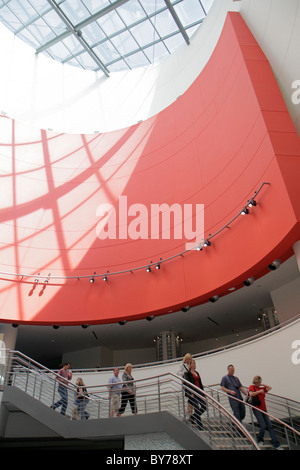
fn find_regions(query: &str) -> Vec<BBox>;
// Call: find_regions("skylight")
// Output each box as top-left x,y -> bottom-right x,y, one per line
0,0 -> 214,75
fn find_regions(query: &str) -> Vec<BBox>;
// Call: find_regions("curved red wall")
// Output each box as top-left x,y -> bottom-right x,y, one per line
0,13 -> 300,325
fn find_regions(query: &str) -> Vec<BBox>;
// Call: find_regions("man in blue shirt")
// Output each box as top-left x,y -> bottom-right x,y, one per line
221,364 -> 247,422
108,367 -> 122,417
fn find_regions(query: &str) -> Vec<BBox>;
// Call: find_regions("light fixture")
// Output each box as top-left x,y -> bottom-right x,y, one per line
0,183 -> 269,285
146,315 -> 155,321
119,321 -> 127,326
241,207 -> 249,215
12,323 -> 19,328
268,259 -> 281,271
209,295 -> 219,302
181,306 -> 191,312
81,324 -> 89,329
243,276 -> 255,286
248,199 -> 257,207
52,325 -> 60,329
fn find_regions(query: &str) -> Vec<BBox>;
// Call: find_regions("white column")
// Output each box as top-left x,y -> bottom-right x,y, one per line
0,323 -> 18,352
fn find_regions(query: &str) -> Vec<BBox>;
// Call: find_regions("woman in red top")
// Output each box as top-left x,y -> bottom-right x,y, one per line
183,360 -> 206,430
249,376 -> 283,449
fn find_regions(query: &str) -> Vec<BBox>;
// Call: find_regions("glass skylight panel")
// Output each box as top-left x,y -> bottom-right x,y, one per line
26,24 -> 52,46
107,58 -> 128,72
96,9 -> 125,36
27,0 -> 51,13
41,8 -> 67,33
125,50 -> 150,69
73,49 -> 98,69
93,40 -> 120,64
0,4 -> 24,31
144,40 -> 169,63
6,0 -> 37,24
163,31 -> 184,53
130,19 -> 160,48
82,21 -> 106,44
47,40 -> 74,63
59,0 -> 91,25
80,0 -> 111,15
185,23 -> 200,39
17,26 -> 42,49
173,0 -> 205,27
151,9 -> 178,38
117,0 -> 147,26
110,29 -> 139,57
201,0 -> 214,13
0,0 -> 214,73
142,0 -> 167,16
62,34 -> 85,56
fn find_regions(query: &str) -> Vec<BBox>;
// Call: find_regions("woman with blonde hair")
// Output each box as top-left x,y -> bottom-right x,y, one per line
119,363 -> 137,415
75,377 -> 90,420
248,375 -> 283,449
177,353 -> 193,419
177,353 -> 193,377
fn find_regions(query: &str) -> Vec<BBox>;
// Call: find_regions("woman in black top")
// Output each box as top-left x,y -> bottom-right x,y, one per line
75,377 -> 90,420
183,360 -> 206,429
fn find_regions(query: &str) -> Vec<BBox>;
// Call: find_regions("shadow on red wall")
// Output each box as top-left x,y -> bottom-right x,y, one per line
0,13 -> 299,325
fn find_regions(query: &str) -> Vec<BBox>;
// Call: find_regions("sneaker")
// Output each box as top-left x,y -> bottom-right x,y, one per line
257,441 -> 264,448
275,445 -> 284,450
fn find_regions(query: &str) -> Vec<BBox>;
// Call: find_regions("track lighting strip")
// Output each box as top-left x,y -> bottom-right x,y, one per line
0,182 -> 269,283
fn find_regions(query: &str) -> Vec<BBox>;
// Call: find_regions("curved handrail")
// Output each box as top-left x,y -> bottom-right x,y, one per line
2,349 -> 300,449
205,384 -> 300,448
1,350 -> 260,449
172,373 -> 260,449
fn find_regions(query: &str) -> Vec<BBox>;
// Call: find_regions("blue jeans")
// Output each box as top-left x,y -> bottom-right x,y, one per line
253,408 -> 281,448
53,384 -> 68,415
77,398 -> 90,420
229,398 -> 246,422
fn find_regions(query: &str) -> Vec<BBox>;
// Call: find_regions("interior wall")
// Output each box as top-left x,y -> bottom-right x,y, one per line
271,277 -> 300,323
63,325 -> 262,369
1,12 -> 299,327
239,0 -> 300,137
70,317 -> 300,402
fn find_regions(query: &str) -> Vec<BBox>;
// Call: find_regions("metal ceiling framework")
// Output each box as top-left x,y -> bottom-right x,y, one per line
0,0 -> 211,75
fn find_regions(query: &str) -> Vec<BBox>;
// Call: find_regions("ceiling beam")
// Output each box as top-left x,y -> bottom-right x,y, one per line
40,0 -> 110,76
163,0 -> 190,46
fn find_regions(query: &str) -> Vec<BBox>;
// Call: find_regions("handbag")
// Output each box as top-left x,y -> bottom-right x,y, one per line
246,388 -> 261,406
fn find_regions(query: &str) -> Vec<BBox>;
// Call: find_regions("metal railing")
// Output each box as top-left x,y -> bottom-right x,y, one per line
0,349 -> 260,450
207,385 -> 300,449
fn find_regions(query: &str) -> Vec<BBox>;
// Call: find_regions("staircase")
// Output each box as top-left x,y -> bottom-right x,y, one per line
1,350 -> 299,450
